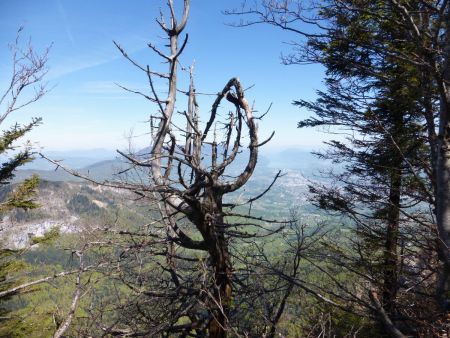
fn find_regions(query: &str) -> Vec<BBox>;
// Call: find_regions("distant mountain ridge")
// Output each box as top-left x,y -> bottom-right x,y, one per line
13,147 -> 328,183
22,149 -> 118,170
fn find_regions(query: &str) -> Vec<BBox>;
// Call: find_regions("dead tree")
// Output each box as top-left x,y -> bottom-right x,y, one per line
31,2 -> 293,335
109,0 -> 282,336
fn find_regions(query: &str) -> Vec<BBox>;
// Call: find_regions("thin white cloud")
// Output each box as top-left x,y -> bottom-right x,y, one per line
81,80 -> 165,97
47,55 -> 115,80
56,0 -> 75,45
47,43 -> 148,80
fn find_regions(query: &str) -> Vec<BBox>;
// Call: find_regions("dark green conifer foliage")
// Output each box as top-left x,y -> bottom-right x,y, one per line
0,28 -> 49,336
295,1 -> 442,335
0,124 -> 42,336
225,0 -> 449,334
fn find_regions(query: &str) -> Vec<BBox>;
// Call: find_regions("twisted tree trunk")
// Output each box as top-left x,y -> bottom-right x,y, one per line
199,188 -> 232,338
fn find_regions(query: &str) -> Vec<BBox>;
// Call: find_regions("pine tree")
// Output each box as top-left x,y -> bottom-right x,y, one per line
226,0 -> 448,335
0,27 -> 49,332
295,2 -> 441,335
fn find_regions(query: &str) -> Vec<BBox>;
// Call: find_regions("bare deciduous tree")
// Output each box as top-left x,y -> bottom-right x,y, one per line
103,0 -> 285,336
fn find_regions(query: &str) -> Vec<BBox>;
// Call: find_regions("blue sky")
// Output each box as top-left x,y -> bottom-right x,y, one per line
0,0 -> 325,152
